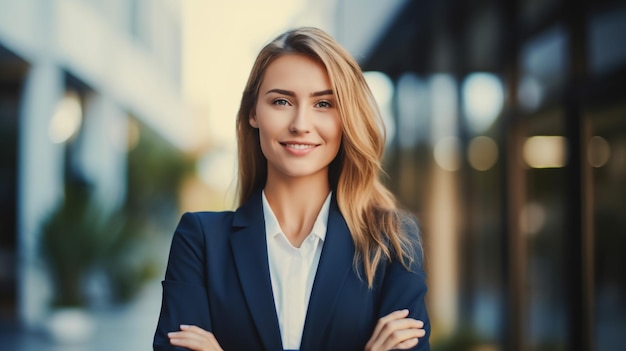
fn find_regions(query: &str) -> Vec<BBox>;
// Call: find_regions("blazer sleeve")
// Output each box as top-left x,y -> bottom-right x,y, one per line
377,217 -> 431,350
153,212 -> 213,351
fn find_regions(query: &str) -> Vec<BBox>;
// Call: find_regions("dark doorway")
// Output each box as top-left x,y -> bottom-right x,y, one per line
0,44 -> 27,322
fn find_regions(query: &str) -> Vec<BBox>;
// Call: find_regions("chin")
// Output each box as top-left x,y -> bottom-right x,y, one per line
277,166 -> 328,179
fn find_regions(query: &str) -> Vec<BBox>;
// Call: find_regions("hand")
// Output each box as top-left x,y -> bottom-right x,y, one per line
365,309 -> 426,351
168,325 -> 223,351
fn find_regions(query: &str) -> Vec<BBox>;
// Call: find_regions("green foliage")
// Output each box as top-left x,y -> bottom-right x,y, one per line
41,185 -> 125,307
99,213 -> 159,303
41,120 -> 194,308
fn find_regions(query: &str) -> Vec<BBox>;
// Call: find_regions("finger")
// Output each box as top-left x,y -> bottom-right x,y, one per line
378,318 -> 423,339
169,326 -> 223,351
181,324 -> 213,337
169,338 -> 194,349
394,337 -> 419,349
169,334 -> 222,351
368,310 -> 412,350
179,325 -> 221,346
368,309 -> 410,347
168,331 -> 205,344
373,319 -> 424,351
169,336 -> 205,350
381,328 -> 424,350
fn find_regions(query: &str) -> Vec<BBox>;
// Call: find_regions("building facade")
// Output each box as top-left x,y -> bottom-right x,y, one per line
332,0 -> 626,350
0,0 -> 190,328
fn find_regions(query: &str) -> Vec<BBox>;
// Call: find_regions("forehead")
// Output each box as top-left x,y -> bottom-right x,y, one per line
260,54 -> 331,91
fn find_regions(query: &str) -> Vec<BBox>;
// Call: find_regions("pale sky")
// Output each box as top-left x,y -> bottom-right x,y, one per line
181,0 -> 334,192
182,0 -> 308,147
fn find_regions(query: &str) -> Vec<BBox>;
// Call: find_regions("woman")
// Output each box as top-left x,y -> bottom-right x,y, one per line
154,27 -> 430,351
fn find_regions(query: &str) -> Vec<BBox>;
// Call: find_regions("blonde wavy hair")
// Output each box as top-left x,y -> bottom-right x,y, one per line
236,27 -> 420,286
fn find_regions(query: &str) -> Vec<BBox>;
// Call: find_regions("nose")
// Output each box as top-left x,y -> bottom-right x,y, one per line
289,105 -> 311,134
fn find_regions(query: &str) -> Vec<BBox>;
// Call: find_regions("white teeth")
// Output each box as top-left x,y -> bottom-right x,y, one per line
285,143 -> 314,150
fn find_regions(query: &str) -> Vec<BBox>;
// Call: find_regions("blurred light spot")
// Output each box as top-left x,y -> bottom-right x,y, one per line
468,136 -> 499,171
587,136 -> 611,168
49,92 -> 82,144
462,73 -> 504,134
519,202 -> 547,236
364,71 -> 395,145
364,71 -> 393,106
518,76 -> 543,111
434,136 -> 461,171
523,136 -> 567,168
197,149 -> 236,191
47,308 -> 95,343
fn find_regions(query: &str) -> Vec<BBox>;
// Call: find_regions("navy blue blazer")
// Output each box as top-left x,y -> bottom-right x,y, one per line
153,191 -> 430,351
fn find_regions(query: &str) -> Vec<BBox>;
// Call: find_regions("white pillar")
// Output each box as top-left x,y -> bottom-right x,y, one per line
17,61 -> 65,328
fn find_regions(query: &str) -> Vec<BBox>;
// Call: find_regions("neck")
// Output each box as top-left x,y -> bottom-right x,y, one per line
264,175 -> 330,247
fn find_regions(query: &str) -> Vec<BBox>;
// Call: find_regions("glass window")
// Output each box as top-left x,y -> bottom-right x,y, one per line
518,26 -> 567,112
587,102 -> 626,351
589,5 -> 626,76
522,107 -> 567,351
519,0 -> 560,29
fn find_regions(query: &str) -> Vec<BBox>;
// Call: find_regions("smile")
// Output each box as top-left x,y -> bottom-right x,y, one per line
283,143 -> 316,150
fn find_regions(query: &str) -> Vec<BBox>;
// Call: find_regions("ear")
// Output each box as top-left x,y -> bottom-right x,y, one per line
249,113 -> 259,128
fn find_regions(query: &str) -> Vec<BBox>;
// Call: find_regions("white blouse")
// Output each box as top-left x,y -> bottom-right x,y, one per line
262,191 -> 331,350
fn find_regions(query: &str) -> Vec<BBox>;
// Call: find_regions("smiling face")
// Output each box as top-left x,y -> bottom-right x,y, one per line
249,53 -> 342,184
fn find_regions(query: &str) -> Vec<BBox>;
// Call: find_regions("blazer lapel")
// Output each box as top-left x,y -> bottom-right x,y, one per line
230,191 -> 283,351
300,196 -> 355,350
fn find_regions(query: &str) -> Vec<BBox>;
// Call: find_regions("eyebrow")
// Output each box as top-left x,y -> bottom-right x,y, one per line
265,88 -> 334,97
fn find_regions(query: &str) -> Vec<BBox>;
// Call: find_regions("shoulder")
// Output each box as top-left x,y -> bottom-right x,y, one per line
172,210 -> 236,243
382,211 -> 426,278
179,210 -> 236,226
397,211 -> 420,235
398,211 -> 422,250
387,209 -> 422,250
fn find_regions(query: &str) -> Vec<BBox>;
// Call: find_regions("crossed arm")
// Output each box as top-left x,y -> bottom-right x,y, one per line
154,213 -> 429,351
168,309 -> 426,351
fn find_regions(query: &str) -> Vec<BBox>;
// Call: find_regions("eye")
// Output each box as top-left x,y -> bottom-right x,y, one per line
315,100 -> 333,108
272,98 -> 290,106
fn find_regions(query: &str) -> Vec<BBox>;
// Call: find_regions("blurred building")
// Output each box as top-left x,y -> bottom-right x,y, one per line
0,0 -> 189,329
2,1 -> 624,350
331,0 -> 626,350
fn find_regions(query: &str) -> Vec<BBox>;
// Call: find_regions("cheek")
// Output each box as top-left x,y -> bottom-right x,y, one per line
326,120 -> 343,147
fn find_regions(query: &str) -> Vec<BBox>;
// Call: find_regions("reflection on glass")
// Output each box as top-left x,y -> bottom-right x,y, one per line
462,73 -> 504,134
589,103 -> 626,351
519,25 -> 567,110
587,136 -> 611,168
523,136 -> 567,168
468,136 -> 498,171
523,111 -> 567,350
589,6 -> 626,76
519,202 -> 547,236
518,76 -> 543,112
48,91 -> 83,144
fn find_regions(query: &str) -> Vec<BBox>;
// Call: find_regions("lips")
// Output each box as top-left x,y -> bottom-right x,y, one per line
279,141 -> 319,155
282,143 -> 316,149
280,141 -> 319,147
